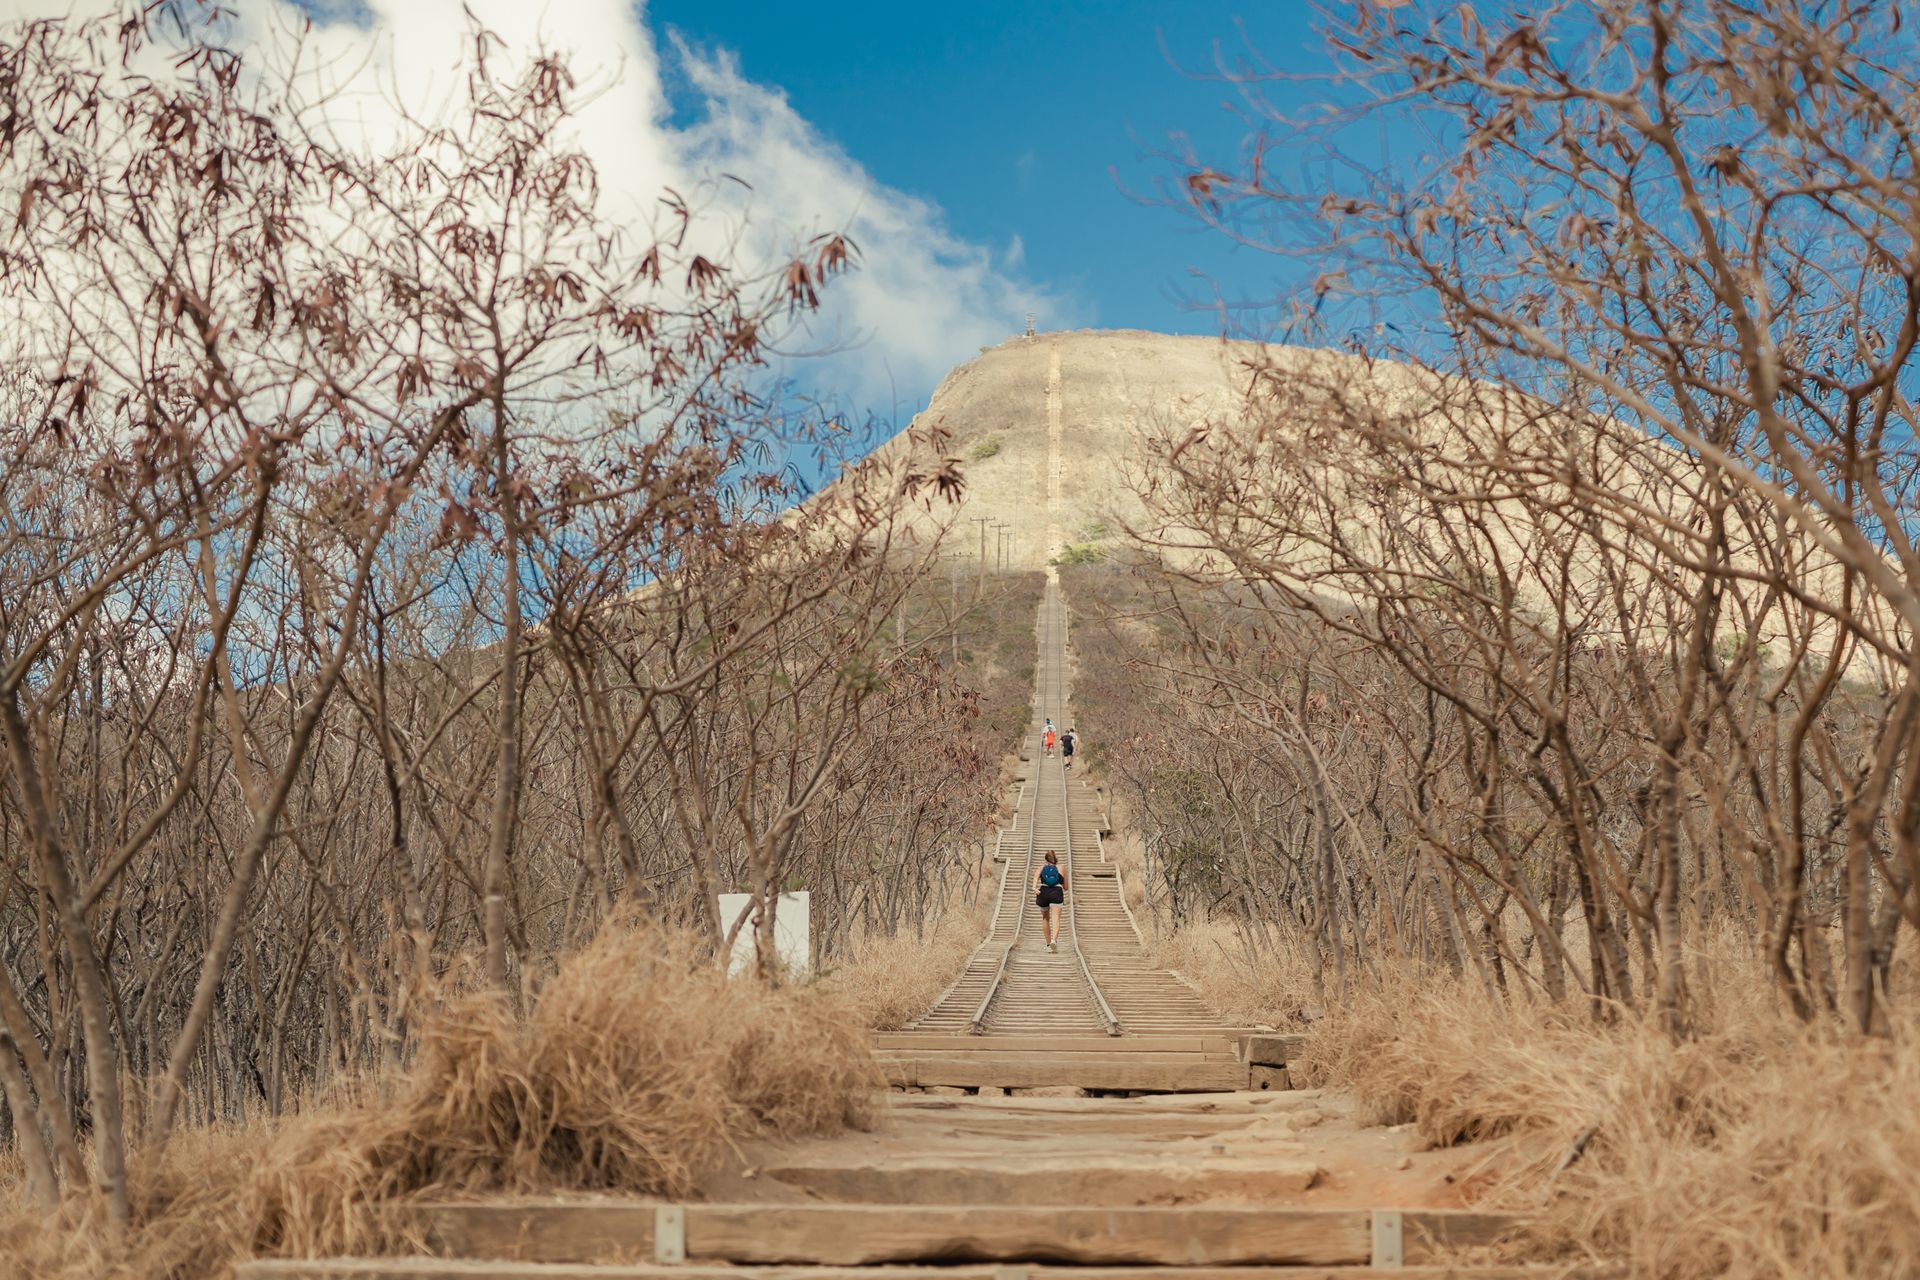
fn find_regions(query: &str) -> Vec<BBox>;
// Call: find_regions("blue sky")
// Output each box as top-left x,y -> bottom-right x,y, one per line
110,0 -> 1391,421
646,1 -> 1356,400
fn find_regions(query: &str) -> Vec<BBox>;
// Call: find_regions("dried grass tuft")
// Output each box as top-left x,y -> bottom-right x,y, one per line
0,914 -> 875,1280
825,895 -> 992,1030
1145,917 -> 1322,1028
1296,959 -> 1920,1280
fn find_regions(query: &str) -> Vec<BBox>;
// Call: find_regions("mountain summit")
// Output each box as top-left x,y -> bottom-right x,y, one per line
901,329 -> 1260,569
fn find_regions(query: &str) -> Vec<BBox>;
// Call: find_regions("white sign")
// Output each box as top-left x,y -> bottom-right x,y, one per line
718,891 -> 811,978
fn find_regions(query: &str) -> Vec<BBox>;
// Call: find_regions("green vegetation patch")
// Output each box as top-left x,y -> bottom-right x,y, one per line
968,434 -> 1003,461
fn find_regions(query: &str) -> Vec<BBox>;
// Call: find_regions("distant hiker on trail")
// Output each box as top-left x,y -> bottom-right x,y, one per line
1032,850 -> 1065,951
1062,728 -> 1077,770
1043,723 -> 1057,757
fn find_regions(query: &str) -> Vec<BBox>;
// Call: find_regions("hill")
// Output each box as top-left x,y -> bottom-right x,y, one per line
897,329 -> 1262,569
888,328 -> 1874,679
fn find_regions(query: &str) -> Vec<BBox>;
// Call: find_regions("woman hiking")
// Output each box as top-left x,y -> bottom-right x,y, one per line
1032,850 -> 1065,952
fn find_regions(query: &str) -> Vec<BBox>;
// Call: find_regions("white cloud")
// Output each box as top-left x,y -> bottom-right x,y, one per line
669,40 -> 1053,411
0,0 -> 1061,415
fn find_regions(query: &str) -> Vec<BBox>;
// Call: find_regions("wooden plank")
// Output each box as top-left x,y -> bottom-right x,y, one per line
760,1156 -> 1325,1205
682,1205 -> 1375,1266
887,1090 -> 1320,1115
879,1053 -> 1246,1091
239,1261 -> 1604,1280
882,1050 -> 1233,1068
1403,1209 -> 1531,1262
1249,1064 -> 1293,1091
415,1204 -> 1530,1268
420,1201 -> 656,1264
882,1110 -> 1271,1138
1063,1270 -> 1582,1280
1242,1034 -> 1311,1067
879,1059 -> 1228,1066
873,1034 -> 1231,1054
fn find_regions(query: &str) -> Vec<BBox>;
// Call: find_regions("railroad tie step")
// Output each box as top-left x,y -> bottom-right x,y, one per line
241,1263 -> 1610,1279
240,1258 -> 1612,1280
233,1203 -> 1552,1271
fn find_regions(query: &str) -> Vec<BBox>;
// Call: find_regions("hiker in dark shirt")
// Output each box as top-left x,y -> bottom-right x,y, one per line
1061,728 -> 1077,770
1031,850 -> 1065,952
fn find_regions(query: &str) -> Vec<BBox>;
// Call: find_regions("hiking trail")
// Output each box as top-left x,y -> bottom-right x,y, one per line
239,582 -> 1598,1280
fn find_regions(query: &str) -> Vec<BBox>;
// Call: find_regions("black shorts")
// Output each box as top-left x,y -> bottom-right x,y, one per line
1036,883 -> 1064,908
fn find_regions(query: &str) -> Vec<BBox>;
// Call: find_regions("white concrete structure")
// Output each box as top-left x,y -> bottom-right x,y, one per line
718,891 -> 811,978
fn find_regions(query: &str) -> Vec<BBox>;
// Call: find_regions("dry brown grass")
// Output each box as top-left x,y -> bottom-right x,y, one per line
0,916 -> 875,1280
826,893 -> 993,1030
1281,953 -> 1920,1279
1153,918 -> 1920,1276
1145,917 -> 1322,1028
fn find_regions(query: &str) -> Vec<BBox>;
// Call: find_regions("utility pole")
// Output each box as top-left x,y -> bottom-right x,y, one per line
970,516 -> 990,573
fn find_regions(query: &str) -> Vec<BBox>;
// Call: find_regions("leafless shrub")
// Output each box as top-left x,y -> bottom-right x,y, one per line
1293,955 -> 1920,1280
0,914 -> 874,1280
825,893 -> 994,1031
0,3 -> 983,1226
1098,0 -> 1920,1036
1052,6 -> 1920,1271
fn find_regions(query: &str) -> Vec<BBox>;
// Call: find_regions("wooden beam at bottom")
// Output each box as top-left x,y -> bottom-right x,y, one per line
688,1205 -> 1374,1266
241,1262 -> 1606,1280
1249,1064 -> 1293,1091
413,1203 -> 1528,1268
1242,1033 -> 1311,1067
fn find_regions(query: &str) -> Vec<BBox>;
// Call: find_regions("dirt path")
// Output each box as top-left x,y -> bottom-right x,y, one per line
719,1087 -> 1504,1213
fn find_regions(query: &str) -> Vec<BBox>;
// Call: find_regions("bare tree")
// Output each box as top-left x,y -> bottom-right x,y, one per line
0,6 -> 979,1220
1086,0 -> 1920,1033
